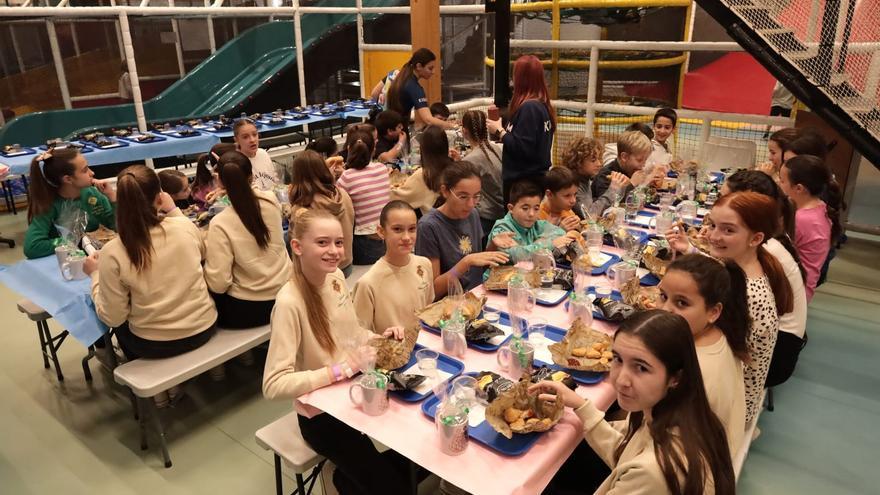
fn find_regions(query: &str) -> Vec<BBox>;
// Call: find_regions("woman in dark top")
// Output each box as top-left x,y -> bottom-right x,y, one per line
385,48 -> 456,132
487,55 -> 556,203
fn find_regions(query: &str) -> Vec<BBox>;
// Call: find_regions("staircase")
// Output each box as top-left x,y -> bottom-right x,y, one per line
697,0 -> 880,166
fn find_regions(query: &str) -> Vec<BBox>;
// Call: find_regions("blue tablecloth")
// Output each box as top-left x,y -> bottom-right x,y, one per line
0,256 -> 107,347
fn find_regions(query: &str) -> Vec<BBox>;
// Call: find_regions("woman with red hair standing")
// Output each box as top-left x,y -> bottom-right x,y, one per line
487,55 -> 556,202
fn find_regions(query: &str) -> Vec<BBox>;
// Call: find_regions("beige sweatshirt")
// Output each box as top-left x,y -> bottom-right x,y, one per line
352,255 -> 434,332
390,168 -> 439,216
291,189 -> 355,270
204,189 -> 291,301
262,269 -> 372,404
91,211 -> 217,341
575,401 -> 716,495
697,336 -> 746,457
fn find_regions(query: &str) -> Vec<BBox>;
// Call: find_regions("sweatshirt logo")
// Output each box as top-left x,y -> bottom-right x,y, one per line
543,120 -> 552,132
416,265 -> 424,278
88,196 -> 97,206
459,235 -> 472,255
332,280 -> 341,293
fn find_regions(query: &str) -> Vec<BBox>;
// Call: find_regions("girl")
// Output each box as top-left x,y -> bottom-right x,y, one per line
723,170 -> 808,387
262,209 -> 408,495
659,254 -> 749,456
757,127 -> 798,183
390,125 -> 446,215
415,160 -> 508,297
336,128 -> 391,265
233,119 -> 279,191
353,201 -> 434,332
487,55 -> 556,201
780,155 -> 842,302
24,148 -> 117,259
204,151 -> 291,328
671,192 -> 793,423
289,150 -> 355,276
561,136 -> 625,219
192,143 -> 235,208
385,48 -> 456,131
460,109 -> 504,235
85,165 -> 217,362
157,169 -> 192,210
535,310 -> 735,495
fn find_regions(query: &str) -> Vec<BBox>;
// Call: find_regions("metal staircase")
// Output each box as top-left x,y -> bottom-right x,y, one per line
697,0 -> 880,165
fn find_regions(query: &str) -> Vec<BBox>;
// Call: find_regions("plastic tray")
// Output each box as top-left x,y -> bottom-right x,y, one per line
39,144 -> 93,153
0,147 -> 36,158
534,287 -> 570,307
420,372 -> 543,456
640,272 -> 661,286
390,344 -> 464,402
118,133 -> 167,144
627,210 -> 656,228
533,325 -> 607,385
161,129 -> 203,139
78,139 -> 128,149
421,310 -> 514,352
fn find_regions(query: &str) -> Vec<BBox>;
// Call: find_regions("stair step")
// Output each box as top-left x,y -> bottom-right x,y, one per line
786,48 -> 819,61
767,31 -> 809,53
726,0 -> 755,5
830,73 -> 850,86
831,82 -> 863,99
732,6 -> 782,30
838,96 -> 876,113
759,27 -> 794,35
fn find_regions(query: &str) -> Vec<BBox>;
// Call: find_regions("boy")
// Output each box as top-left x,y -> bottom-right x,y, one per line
603,122 -> 653,166
539,167 -> 581,231
373,110 -> 407,163
564,137 -> 628,219
430,102 -> 451,121
487,180 -> 575,262
591,130 -> 653,201
650,107 -> 677,167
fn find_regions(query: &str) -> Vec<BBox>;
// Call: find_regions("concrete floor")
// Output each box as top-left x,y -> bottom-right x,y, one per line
0,210 -> 878,494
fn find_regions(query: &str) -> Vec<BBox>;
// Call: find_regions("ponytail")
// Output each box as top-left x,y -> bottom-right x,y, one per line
386,48 -> 436,117
217,151 -> 270,249
290,209 -> 339,353
115,165 -> 162,272
27,148 -> 80,222
418,125 -> 454,192
783,155 -> 844,247
462,110 -> 501,166
758,245 -> 794,315
344,129 -> 375,171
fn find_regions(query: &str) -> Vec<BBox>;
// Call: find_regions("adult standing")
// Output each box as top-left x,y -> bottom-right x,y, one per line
487,55 -> 556,203
385,48 -> 456,132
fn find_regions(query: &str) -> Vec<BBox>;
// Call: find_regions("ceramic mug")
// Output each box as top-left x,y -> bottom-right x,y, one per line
61,252 -> 88,281
349,374 -> 389,416
606,261 -> 637,290
497,340 -> 535,379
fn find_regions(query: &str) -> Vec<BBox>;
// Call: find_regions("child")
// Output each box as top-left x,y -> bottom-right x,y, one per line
430,102 -> 451,121
192,143 -> 235,208
353,201 -> 434,332
305,136 -> 339,159
204,151 -> 291,328
85,165 -> 216,362
563,137 -> 623,219
390,125 -> 446,215
757,127 -> 797,183
539,167 -> 582,231
536,310 -> 735,494
24,148 -> 117,259
373,110 -> 407,163
591,130 -> 653,202
415,161 -> 508,296
290,150 -> 355,277
650,107 -> 677,157
602,122 -> 653,166
262,209 -> 409,495
660,254 -> 749,456
158,169 -> 192,210
487,180 -> 574,262
233,119 -> 279,191
336,128 -> 391,265
779,155 -> 842,302
460,110 -> 503,236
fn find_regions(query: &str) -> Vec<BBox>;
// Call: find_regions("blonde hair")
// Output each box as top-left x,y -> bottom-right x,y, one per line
617,130 -> 652,156
561,137 -> 603,173
291,209 -> 341,354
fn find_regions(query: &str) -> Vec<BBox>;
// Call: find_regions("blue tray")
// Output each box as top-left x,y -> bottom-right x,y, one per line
534,325 -> 607,385
39,144 -> 93,153
420,373 -> 543,456
626,210 -> 656,228
160,129 -> 203,139
118,133 -> 167,144
640,272 -> 661,286
77,139 -> 129,149
534,288 -> 570,307
391,344 -> 464,402
421,310 -> 514,352
0,147 -> 36,158
557,252 -> 620,275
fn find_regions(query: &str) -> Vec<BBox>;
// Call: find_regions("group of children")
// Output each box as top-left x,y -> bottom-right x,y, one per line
19,95 -> 842,494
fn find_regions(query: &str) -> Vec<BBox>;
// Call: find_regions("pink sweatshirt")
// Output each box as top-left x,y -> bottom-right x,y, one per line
794,202 -> 831,301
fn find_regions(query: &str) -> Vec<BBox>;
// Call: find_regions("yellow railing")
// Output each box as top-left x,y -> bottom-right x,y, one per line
484,54 -> 688,70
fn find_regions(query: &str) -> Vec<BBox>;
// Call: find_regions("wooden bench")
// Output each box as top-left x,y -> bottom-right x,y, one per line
113,324 -> 271,467
255,411 -> 326,495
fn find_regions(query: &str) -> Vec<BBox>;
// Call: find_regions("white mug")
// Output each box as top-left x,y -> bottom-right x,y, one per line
61,253 -> 87,281
497,340 -> 535,379
349,374 -> 389,416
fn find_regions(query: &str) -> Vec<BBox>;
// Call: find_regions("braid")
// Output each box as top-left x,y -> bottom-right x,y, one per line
464,110 -> 501,164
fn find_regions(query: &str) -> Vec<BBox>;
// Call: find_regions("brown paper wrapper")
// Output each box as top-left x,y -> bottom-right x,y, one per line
484,266 -> 541,291
415,292 -> 487,328
548,318 -> 613,372
371,326 -> 421,370
485,375 -> 564,439
620,278 -> 661,310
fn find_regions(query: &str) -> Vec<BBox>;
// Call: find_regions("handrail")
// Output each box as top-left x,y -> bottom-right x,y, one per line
485,54 -> 689,69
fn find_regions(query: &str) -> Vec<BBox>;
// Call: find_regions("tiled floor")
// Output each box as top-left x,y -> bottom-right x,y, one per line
0,211 -> 878,494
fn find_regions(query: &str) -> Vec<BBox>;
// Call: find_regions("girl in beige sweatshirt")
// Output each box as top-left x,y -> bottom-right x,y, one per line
533,310 -> 735,495
85,165 -> 217,360
204,151 -> 291,328
353,201 -> 434,333
261,209 -> 409,495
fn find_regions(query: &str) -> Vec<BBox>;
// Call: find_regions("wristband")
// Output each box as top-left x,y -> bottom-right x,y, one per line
331,363 -> 343,382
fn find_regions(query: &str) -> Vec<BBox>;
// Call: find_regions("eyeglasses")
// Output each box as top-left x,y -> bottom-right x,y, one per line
450,190 -> 481,203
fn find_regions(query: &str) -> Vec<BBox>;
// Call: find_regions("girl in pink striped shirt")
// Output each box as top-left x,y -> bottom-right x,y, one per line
337,129 -> 391,265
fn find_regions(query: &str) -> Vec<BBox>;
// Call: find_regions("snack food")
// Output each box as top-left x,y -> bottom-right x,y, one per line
475,371 -> 515,403
642,239 -> 672,278
530,365 -> 577,391
465,319 -> 504,343
485,375 -> 564,439
548,318 -> 614,372
484,266 -> 541,291
416,292 -> 487,328
620,277 -> 661,310
370,326 -> 420,370
85,225 -> 118,249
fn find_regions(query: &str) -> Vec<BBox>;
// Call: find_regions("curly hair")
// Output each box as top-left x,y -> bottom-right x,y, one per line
561,136 -> 603,173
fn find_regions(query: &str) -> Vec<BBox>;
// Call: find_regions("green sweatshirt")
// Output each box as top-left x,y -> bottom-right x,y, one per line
482,212 -> 566,281
24,187 -> 116,259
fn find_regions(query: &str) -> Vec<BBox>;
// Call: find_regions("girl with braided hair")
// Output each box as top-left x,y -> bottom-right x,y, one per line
460,110 -> 503,236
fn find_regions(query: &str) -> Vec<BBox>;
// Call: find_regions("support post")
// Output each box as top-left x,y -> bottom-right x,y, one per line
816,0 -> 840,86
585,46 -> 599,137
356,0 -> 365,97
699,116 -> 712,162
293,0 -> 309,133
70,22 -> 81,56
676,1 -> 695,109
410,0 -> 441,104
9,25 -> 26,74
550,0 -> 560,99
488,0 -> 511,108
169,0 -> 186,77
119,13 -> 149,142
205,0 -> 216,53
46,20 -> 72,109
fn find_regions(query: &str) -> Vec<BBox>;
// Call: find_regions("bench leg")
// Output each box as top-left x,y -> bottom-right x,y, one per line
35,321 -> 50,369
766,387 -> 775,412
295,473 -> 306,495
141,396 -> 173,468
135,397 -> 149,451
273,454 -> 283,495
305,460 -> 325,495
82,345 -> 94,382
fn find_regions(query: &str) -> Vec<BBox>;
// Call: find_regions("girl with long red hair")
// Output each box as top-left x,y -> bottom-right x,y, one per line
487,55 -> 556,202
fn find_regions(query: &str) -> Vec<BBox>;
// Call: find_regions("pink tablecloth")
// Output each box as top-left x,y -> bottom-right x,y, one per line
300,265 -> 625,495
